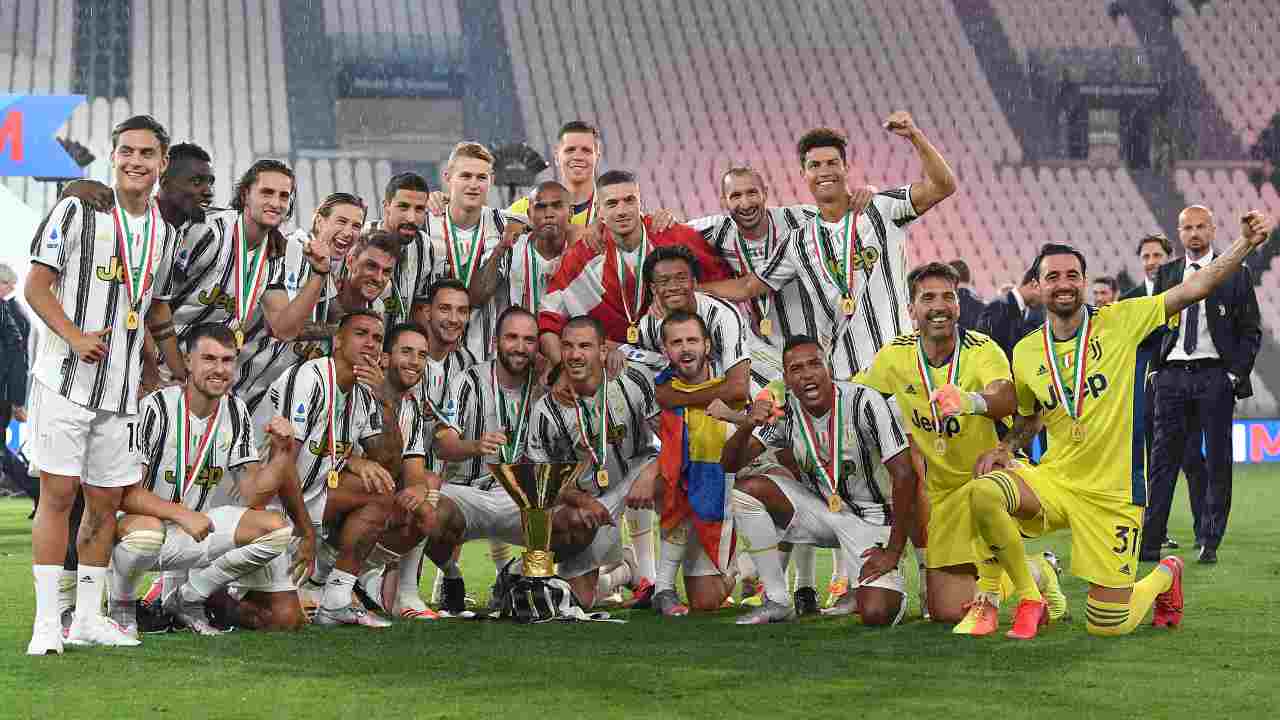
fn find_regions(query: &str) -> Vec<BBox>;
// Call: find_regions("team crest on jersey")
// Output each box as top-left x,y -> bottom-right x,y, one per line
290,341 -> 328,361
1037,365 -> 1048,376
904,384 -> 917,395
608,423 -> 627,443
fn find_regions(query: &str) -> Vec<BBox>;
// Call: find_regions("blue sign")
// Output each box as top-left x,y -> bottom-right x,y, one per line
0,94 -> 85,178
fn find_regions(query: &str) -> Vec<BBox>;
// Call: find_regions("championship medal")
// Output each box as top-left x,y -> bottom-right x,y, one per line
915,329 -> 963,458
1043,311 -> 1094,446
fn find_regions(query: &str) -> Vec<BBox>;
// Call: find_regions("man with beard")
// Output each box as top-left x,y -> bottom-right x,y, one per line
853,263 -> 1067,632
376,172 -> 438,330
969,219 -> 1269,640
239,311 -> 399,628
106,324 -> 306,636
720,337 -> 918,627
472,180 -> 571,328
425,308 -> 546,612
523,316 -> 662,607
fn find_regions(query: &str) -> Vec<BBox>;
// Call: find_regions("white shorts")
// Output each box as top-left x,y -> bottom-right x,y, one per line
27,380 -> 142,487
234,521 -> 318,594
153,506 -> 246,571
771,474 -> 905,595
557,459 -> 651,580
441,485 -> 524,545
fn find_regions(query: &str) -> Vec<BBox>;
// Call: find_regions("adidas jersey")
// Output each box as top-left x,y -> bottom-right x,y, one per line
526,367 -> 660,494
755,381 -> 909,517
426,207 -> 524,358
397,395 -> 429,460
415,347 -> 478,473
269,358 -> 384,521
369,223 -> 440,328
29,197 -> 179,414
1012,295 -> 1167,504
505,233 -> 563,316
509,194 -> 593,226
628,292 -> 754,390
756,188 -> 918,380
854,329 -> 1011,495
440,360 -> 548,490
138,385 -> 258,512
690,205 -> 816,349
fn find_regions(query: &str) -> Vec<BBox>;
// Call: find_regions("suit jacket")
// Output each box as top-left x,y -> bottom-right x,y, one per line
1152,257 -> 1261,399
957,286 -> 984,331
977,290 -> 1044,360
0,298 -> 29,405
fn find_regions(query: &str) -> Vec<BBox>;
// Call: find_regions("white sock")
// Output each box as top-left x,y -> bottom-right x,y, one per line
732,490 -> 790,604
488,540 -> 512,574
596,563 -> 632,597
430,565 -> 445,603
110,529 -> 164,604
160,571 -> 188,605
311,540 -> 338,585
656,523 -> 688,594
831,549 -> 847,582
33,565 -> 62,624
321,569 -> 357,610
186,528 -> 291,601
73,565 -> 108,621
57,568 -> 77,616
398,540 -> 427,604
793,544 -> 816,590
626,509 -> 657,581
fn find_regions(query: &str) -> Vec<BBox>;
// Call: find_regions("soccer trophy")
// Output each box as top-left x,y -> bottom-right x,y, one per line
490,461 -> 581,577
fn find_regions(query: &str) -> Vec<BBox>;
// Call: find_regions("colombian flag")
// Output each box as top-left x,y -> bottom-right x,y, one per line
656,371 -> 737,573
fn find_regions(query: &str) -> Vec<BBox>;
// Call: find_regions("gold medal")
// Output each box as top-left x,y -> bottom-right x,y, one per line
759,318 -> 773,337
627,324 -> 639,344
126,310 -> 139,330
828,494 -> 843,513
327,470 -> 340,489
234,328 -> 245,349
935,437 -> 947,455
1071,422 -> 1085,443
841,296 -> 857,316
596,468 -> 609,488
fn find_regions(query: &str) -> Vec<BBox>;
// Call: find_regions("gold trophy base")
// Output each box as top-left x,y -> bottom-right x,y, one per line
522,549 -> 555,578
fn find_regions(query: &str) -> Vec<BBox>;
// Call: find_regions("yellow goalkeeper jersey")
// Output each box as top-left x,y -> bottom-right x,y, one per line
508,194 -> 593,225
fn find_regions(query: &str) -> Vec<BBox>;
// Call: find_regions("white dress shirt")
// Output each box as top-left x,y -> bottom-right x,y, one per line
1167,250 -> 1219,362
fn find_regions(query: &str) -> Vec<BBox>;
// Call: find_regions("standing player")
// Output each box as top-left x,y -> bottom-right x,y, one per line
969,219 -> 1269,640
853,263 -> 1067,631
510,121 -> 604,223
525,316 -> 662,607
375,172 -> 437,330
25,115 -> 186,654
720,337 -> 918,626
107,324 -> 304,636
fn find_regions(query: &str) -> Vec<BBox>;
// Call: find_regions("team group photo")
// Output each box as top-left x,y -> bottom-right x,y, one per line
3,1 -> 1279,717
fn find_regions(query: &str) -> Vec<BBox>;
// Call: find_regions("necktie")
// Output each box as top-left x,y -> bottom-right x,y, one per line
1182,263 -> 1200,354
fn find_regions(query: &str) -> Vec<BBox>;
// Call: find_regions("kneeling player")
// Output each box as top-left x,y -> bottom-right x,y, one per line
722,337 -> 918,626
108,324 -> 302,636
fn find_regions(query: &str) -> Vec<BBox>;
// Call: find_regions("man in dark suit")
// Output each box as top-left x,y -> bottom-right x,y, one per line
0,264 -> 29,454
949,259 -> 984,330
1124,234 -> 1205,552
977,264 -> 1043,360
1142,208 -> 1263,564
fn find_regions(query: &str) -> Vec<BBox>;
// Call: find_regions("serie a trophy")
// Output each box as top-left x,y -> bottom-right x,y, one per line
489,461 -> 581,577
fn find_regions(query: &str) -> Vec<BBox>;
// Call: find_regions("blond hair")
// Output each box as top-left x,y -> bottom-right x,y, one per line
447,141 -> 495,171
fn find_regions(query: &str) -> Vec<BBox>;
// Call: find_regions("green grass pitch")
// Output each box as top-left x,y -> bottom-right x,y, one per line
2,465 -> 1278,719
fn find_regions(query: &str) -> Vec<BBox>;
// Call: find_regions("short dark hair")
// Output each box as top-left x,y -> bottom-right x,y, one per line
312,192 -> 368,235
425,277 -> 470,305
183,322 -> 236,353
782,334 -> 823,362
596,169 -> 637,188
1034,243 -> 1088,278
165,142 -> 211,176
339,309 -> 384,330
948,259 -> 972,284
558,121 -> 600,143
348,227 -> 403,264
907,261 -> 961,301
643,244 -> 701,286
532,180 -> 569,199
562,314 -> 605,343
720,166 -> 767,195
111,115 -> 170,152
1093,276 -> 1119,293
1136,233 -> 1172,256
796,127 -> 847,167
1020,265 -> 1039,287
659,309 -> 709,343
496,305 -> 537,336
383,172 -> 430,204
383,322 -> 427,353
231,159 -> 294,218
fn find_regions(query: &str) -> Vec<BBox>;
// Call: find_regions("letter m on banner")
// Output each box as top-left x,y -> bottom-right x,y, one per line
0,94 -> 85,178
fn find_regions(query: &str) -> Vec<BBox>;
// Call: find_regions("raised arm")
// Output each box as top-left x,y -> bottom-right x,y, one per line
469,223 -> 521,307
1164,211 -> 1272,319
884,111 -> 957,216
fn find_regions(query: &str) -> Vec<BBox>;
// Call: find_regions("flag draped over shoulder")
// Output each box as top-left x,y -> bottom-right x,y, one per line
656,371 -> 737,573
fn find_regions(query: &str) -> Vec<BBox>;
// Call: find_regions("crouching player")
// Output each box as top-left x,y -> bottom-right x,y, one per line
721,336 -> 918,626
108,324 -> 304,636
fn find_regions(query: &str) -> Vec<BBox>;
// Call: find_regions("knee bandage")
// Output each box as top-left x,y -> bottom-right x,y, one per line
120,529 -> 165,555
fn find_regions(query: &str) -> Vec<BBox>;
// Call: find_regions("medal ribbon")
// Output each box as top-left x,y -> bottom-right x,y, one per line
492,363 -> 534,463
522,240 -> 542,312
1042,310 -> 1093,422
915,330 -> 962,442
732,216 -> 775,329
444,213 -> 483,286
810,209 -> 862,299
233,215 -> 271,330
175,389 -> 222,497
614,225 -> 648,328
112,196 -> 158,310
795,385 -> 843,500
575,382 -> 609,471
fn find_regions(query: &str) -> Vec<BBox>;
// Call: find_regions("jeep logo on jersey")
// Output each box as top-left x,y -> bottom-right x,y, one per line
163,466 -> 224,490
197,285 -> 237,315
95,257 -> 153,285
910,408 -> 961,437
1042,373 -> 1109,410
309,437 -> 354,458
